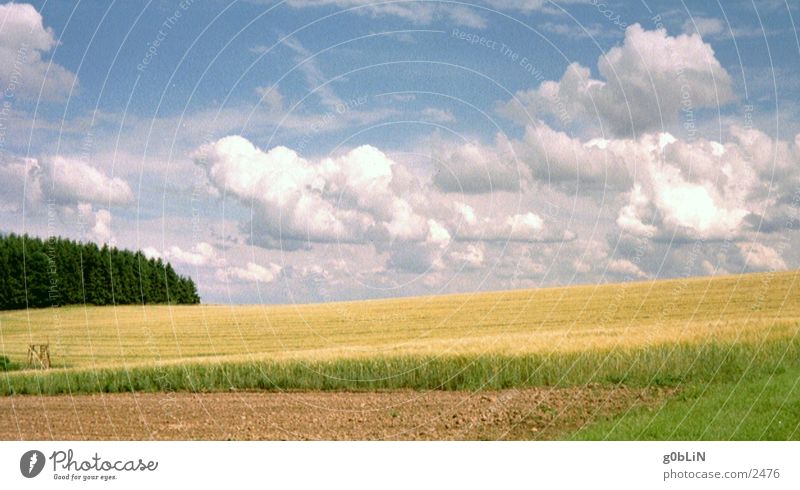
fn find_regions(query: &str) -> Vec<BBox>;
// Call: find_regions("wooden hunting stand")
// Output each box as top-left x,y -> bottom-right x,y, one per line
27,344 -> 51,369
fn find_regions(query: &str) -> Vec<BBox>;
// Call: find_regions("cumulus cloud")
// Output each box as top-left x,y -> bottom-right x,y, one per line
607,258 -> 648,279
426,218 -> 451,247
77,203 -> 114,244
217,261 -> 282,283
737,242 -> 787,271
430,133 -> 528,193
195,134 -> 572,280
387,242 -> 446,274
195,135 -> 432,248
448,243 -> 485,270
499,24 -> 734,136
196,136 -> 354,245
571,240 -> 611,275
649,164 -> 747,239
142,247 -> 162,260
513,122 -> 631,189
40,156 -> 134,206
453,202 -> 573,242
0,153 -> 133,212
616,183 -> 657,237
164,242 -> 224,267
0,2 -> 77,101
611,128 -> 800,241
192,115 -> 800,292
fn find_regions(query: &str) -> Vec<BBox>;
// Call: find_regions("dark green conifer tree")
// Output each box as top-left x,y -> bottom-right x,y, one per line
0,233 -> 200,310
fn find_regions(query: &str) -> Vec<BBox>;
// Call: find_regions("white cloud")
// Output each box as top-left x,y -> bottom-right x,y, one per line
0,2 -> 53,50
616,184 -> 656,236
142,247 -> 162,260
426,219 -> 451,248
195,135 -> 571,281
195,136 -> 430,247
41,156 -> 134,206
607,258 -> 647,279
737,242 -> 787,271
612,128 -> 800,240
196,136 -> 351,245
649,164 -> 747,238
91,209 -> 113,244
165,242 -> 224,267
430,133 -> 528,193
0,153 -> 133,213
283,0 -> 487,28
279,0 -> 593,24
682,16 -> 764,40
218,262 -> 282,283
682,17 -> 726,39
514,122 -> 631,189
77,203 -> 114,245
448,243 -> 484,269
0,2 -> 77,101
512,126 -> 800,242
499,24 -> 735,136
505,212 -> 544,239
387,242 -> 446,274
507,252 -> 547,278
453,202 -> 571,242
191,119 -> 800,294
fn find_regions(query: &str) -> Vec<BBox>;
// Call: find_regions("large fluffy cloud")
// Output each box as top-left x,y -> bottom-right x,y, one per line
194,136 -> 432,248
190,16 -> 800,294
429,133 -> 527,194
613,129 -> 800,241
513,122 -> 631,189
737,242 -> 787,271
41,156 -> 134,206
194,135 -> 572,279
76,203 -> 114,244
193,116 -> 800,287
0,2 -> 77,101
499,24 -> 735,136
0,154 -> 133,210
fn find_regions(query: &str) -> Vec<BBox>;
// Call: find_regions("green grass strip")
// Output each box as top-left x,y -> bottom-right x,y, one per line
572,364 -> 800,440
2,338 -> 798,396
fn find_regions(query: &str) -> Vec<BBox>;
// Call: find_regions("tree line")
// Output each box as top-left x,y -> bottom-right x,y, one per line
0,233 -> 200,310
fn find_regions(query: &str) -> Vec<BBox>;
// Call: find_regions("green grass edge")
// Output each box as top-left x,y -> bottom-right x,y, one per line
2,337 -> 797,396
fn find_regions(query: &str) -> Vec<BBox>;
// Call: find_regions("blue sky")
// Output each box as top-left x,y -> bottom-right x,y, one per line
2,0 -> 800,304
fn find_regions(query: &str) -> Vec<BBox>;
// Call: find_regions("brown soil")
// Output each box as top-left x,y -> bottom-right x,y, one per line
0,386 -> 670,440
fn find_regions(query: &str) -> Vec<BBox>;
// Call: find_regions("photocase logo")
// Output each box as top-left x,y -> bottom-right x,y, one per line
20,450 -> 45,478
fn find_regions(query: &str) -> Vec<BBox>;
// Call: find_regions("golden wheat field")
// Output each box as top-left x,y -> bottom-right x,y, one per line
1,270 -> 798,372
